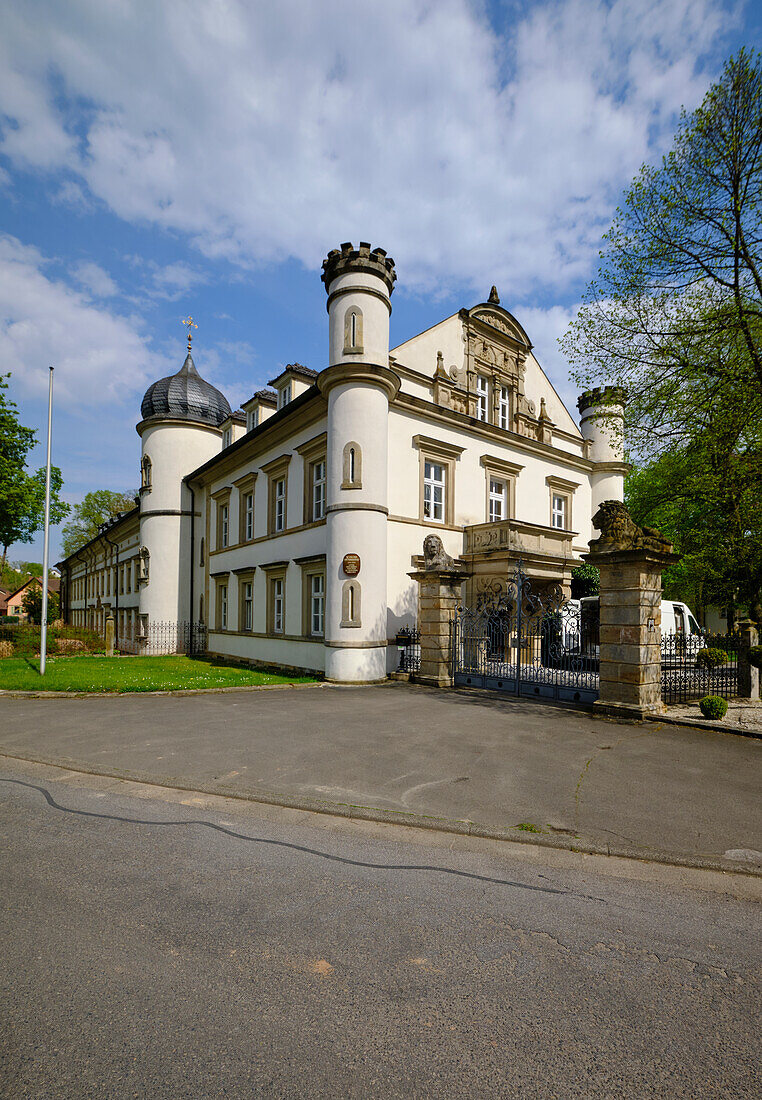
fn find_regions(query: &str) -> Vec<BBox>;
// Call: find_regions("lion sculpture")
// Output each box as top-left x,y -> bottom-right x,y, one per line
589,500 -> 672,554
422,534 -> 461,571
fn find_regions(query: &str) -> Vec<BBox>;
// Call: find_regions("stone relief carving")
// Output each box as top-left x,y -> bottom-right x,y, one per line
589,501 -> 673,555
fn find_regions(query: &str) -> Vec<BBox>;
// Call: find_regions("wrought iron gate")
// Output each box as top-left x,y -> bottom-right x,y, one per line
452,562 -> 599,704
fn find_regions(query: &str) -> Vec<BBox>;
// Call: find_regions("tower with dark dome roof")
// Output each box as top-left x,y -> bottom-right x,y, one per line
136,322 -> 229,625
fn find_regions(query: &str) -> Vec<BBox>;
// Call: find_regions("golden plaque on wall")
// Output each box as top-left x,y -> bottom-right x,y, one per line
342,554 -> 361,576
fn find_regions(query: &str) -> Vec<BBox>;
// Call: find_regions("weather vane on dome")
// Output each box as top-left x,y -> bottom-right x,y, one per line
181,315 -> 197,352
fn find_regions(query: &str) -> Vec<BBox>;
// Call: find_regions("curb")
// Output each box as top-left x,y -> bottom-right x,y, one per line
1,747 -> 759,880
0,681 -> 326,700
645,712 -> 762,740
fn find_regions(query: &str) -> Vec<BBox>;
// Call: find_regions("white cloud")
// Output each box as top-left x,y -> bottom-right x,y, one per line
0,234 -> 166,406
72,260 -> 118,298
0,0 -> 737,300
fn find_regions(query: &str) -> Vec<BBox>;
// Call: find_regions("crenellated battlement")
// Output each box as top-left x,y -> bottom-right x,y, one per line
322,242 -> 397,295
577,385 -> 627,414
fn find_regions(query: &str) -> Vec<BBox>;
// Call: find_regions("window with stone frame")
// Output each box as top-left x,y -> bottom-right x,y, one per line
489,478 -> 507,523
239,574 -> 255,632
476,375 -> 489,422
263,455 -> 291,536
269,574 -> 285,633
236,475 -> 256,544
296,433 -> 327,523
215,578 -> 229,630
214,491 -> 231,549
480,455 -> 522,525
545,476 -> 579,532
498,386 -> 511,430
423,460 -> 446,523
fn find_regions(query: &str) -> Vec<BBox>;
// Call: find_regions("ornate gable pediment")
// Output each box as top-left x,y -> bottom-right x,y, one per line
467,306 -> 531,351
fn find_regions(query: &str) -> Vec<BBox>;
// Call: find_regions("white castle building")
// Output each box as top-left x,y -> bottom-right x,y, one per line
58,243 -> 626,682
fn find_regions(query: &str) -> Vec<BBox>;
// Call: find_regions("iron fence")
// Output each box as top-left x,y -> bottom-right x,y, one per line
395,626 -> 421,673
118,621 -> 207,657
661,631 -> 745,703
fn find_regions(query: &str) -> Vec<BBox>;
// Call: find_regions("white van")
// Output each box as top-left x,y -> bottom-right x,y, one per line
568,597 -> 704,657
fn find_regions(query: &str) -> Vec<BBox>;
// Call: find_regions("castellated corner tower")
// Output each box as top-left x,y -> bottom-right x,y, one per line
577,386 -> 628,514
318,243 -> 399,684
137,338 -> 231,625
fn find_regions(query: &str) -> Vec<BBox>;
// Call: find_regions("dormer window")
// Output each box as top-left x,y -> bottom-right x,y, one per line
222,428 -> 232,449
277,382 -> 292,410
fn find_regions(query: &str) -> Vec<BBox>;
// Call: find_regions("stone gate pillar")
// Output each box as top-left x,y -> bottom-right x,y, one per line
409,536 -> 467,688
737,620 -> 760,701
585,502 -> 679,720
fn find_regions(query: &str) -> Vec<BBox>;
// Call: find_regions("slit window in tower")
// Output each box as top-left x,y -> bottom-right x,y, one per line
423,461 -> 445,523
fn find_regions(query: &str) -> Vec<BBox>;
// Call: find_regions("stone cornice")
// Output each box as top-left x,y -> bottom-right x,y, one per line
393,391 -> 593,474
317,362 -> 400,401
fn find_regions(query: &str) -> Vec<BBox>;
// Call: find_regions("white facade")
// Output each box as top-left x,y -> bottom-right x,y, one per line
59,244 -> 626,680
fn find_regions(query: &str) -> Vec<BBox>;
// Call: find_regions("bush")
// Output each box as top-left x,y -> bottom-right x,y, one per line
748,645 -> 762,670
699,695 -> 728,720
0,623 -> 105,657
696,647 -> 730,669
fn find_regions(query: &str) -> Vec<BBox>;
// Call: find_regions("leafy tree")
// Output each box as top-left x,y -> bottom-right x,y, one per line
0,374 -> 69,568
571,563 -> 600,600
61,489 -> 138,556
562,50 -> 762,623
21,583 -> 59,625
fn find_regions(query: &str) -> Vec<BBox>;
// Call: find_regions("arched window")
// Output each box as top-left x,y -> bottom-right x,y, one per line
343,306 -> 363,354
341,441 -> 362,489
140,455 -> 152,491
341,580 -> 361,627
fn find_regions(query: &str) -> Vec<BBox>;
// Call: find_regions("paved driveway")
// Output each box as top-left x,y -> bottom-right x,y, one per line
0,682 -> 759,863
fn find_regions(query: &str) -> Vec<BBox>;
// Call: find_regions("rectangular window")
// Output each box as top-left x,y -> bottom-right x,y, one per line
245,411 -> 254,432
551,493 -> 566,529
499,386 -> 511,430
244,492 -> 254,541
219,584 -> 228,630
489,478 -> 506,523
272,578 -> 284,633
274,478 -> 285,532
220,503 -> 229,547
277,383 -> 292,410
222,428 -> 231,449
310,574 -> 325,636
476,375 -> 489,422
242,581 -> 253,631
311,459 -> 326,521
423,460 -> 445,523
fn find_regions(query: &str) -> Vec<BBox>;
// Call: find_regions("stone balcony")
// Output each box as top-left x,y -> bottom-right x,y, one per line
463,518 -> 575,574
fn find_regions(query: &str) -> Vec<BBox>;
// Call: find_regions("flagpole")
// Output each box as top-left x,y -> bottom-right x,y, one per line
39,366 -> 54,676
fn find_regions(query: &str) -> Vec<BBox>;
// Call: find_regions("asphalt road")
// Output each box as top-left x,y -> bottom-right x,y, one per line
1,683 -> 760,864
1,760 -> 760,1099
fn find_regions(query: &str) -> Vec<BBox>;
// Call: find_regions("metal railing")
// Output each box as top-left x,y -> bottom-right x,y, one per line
395,627 -> 421,673
661,631 -> 745,703
118,621 -> 207,657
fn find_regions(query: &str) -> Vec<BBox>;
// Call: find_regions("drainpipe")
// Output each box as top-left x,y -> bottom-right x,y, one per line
188,483 -> 195,626
101,529 -> 119,648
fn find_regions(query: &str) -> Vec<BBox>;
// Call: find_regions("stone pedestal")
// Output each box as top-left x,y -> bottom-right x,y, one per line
105,613 -> 115,657
584,547 -> 679,719
409,569 -> 465,687
737,620 -> 760,700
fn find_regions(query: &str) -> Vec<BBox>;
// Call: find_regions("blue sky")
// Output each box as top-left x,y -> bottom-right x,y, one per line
1,0 -> 760,563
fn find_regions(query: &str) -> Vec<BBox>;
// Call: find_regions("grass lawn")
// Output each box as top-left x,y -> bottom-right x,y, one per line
0,655 -> 319,693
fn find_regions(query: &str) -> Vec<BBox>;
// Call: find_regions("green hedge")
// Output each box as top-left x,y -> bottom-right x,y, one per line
696,647 -> 730,669
0,624 -> 105,657
699,695 -> 728,720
